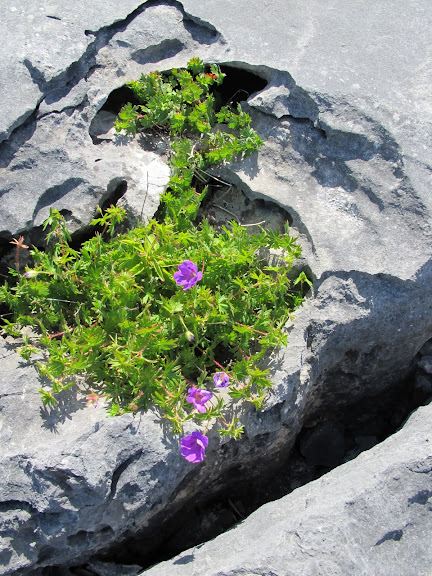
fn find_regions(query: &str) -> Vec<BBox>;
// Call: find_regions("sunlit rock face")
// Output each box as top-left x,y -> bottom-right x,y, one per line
0,1 -> 431,575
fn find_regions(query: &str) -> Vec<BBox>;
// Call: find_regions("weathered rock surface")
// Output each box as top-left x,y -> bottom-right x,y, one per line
0,1 -> 218,235
143,401 -> 432,576
1,0 -> 432,575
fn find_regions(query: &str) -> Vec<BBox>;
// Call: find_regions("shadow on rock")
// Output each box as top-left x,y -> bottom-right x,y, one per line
40,387 -> 87,433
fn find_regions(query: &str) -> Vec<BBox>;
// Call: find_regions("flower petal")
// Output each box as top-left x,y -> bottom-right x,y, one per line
180,431 -> 208,463
213,372 -> 230,388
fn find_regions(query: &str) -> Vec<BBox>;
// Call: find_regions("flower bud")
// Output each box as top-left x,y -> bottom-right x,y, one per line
185,330 -> 194,342
24,270 -> 39,278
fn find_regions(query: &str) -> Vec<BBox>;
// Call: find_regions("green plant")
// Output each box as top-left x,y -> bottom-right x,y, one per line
115,58 -> 262,228
0,58 -> 308,460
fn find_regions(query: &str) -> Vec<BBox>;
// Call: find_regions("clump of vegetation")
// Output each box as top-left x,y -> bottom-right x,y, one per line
0,58 -> 310,460
115,56 -> 262,229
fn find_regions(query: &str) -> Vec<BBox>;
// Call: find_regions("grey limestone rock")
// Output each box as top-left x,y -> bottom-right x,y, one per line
418,356 -> 432,375
143,402 -> 432,576
0,1 -> 146,144
0,1 -> 225,237
87,560 -> 143,576
0,0 -> 432,574
419,339 -> 432,357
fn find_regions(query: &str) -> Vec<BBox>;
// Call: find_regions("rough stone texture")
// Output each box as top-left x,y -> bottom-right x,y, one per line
0,1 -> 150,143
1,0 -> 432,575
88,561 -> 143,576
0,339 -> 175,573
418,356 -> 432,375
143,402 -> 432,576
0,1 -> 223,236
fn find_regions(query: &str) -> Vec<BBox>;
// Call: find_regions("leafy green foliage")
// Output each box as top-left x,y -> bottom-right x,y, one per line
114,59 -> 225,137
0,58 -> 309,442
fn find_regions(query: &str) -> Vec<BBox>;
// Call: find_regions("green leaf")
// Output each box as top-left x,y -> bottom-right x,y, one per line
39,389 -> 58,407
187,56 -> 205,75
160,297 -> 184,315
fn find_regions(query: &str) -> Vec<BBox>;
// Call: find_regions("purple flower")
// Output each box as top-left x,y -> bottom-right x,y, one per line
186,386 -> 213,413
181,431 -> 208,463
173,260 -> 202,290
213,371 -> 230,388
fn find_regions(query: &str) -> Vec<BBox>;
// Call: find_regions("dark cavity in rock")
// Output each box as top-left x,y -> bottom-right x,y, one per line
216,64 -> 268,106
196,176 -> 293,231
100,86 -> 140,117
